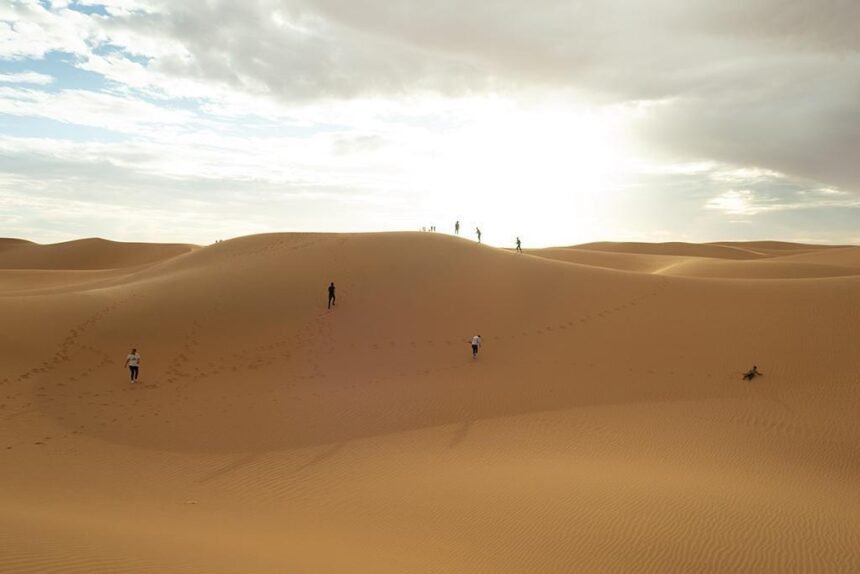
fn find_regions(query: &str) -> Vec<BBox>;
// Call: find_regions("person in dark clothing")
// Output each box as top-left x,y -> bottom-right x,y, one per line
515,237 -> 522,253
328,282 -> 336,309
476,227 -> 482,243
742,365 -> 762,381
455,220 -> 460,235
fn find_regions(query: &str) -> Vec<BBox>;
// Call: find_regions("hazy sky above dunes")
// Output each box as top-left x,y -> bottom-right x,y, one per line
1,0 -> 858,246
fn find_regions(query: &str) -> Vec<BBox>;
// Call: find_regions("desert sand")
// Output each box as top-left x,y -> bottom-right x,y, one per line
1,233 -> 858,573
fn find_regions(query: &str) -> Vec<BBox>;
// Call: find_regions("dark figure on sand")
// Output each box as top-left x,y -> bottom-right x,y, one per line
328,282 -> 336,309
124,348 -> 140,384
516,237 -> 522,253
476,227 -> 482,243
455,220 -> 460,235
742,366 -> 762,381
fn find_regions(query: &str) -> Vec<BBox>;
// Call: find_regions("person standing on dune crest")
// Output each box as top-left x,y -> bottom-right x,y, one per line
455,220 -> 460,235
328,282 -> 336,309
516,237 -> 522,253
476,227 -> 482,243
471,334 -> 482,358
124,348 -> 140,384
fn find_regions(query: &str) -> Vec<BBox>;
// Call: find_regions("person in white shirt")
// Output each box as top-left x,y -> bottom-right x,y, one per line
124,348 -> 141,383
471,335 -> 482,358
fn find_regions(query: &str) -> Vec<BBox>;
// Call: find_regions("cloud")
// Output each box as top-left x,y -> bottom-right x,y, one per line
634,54 -> 860,193
0,71 -> 54,84
706,190 -> 761,216
0,85 -> 200,135
604,166 -> 860,243
705,184 -> 859,217
39,0 -> 852,194
0,1 -> 99,59
2,0 -> 858,243
0,140 -> 416,244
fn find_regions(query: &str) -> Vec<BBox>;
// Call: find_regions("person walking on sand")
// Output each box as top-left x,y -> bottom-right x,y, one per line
328,282 -> 336,309
515,237 -> 522,253
124,348 -> 140,384
476,227 -> 482,243
455,220 -> 460,235
471,334 -> 482,358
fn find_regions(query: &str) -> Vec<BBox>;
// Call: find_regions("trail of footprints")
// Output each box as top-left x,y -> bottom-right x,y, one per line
293,287 -> 666,391
13,294 -> 137,384
131,274 -> 648,391
161,300 -> 306,387
3,294 -> 141,449
186,336 -> 305,384
3,285 -> 662,448
9,286 -> 659,394
164,319 -> 204,385
339,288 -> 659,353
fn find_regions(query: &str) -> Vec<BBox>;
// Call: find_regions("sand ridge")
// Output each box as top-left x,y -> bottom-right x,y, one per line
1,233 -> 859,572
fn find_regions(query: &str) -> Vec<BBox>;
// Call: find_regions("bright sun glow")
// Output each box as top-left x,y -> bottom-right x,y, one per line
418,99 -> 629,247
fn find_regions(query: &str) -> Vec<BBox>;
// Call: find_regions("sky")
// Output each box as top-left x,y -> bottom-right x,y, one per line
1,0 -> 858,247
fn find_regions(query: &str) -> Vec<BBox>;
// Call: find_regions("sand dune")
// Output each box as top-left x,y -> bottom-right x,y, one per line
655,258 -> 860,278
530,241 -> 860,279
574,240 -> 774,259
0,238 -> 35,253
0,237 -> 196,270
764,245 -> 860,268
1,233 -> 859,572
524,247 -> 688,273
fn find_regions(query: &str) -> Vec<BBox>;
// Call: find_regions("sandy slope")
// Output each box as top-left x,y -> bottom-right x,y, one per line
1,234 -> 858,573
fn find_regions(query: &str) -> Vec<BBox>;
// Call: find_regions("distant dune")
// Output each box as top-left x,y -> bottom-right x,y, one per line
0,237 -> 197,270
532,242 -> 860,278
1,233 -> 858,573
574,240 -> 850,259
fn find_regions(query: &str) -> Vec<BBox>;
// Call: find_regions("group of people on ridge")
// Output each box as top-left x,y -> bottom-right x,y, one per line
454,220 -> 522,252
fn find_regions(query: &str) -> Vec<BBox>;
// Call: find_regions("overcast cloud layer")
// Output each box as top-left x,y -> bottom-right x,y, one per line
1,0 -> 858,245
